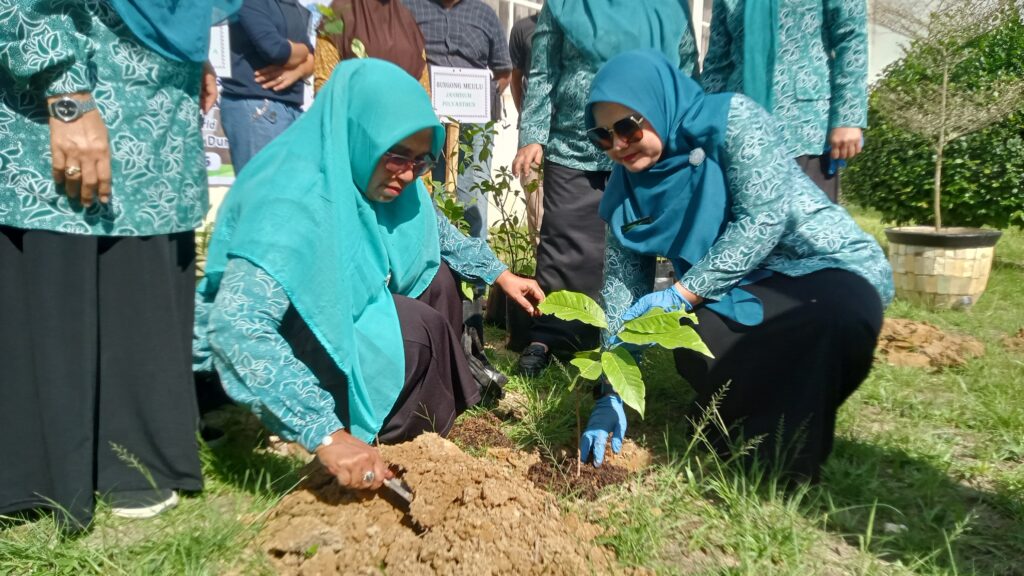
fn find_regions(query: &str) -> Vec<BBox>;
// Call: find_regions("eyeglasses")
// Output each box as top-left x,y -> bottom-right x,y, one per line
586,114 -> 645,151
382,151 -> 436,177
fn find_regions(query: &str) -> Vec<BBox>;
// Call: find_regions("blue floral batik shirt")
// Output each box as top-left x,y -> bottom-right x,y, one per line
601,96 -> 893,336
0,0 -> 208,236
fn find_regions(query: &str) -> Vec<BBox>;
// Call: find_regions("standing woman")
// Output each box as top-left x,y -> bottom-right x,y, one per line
511,0 -> 699,376
700,0 -> 868,201
581,51 -> 893,479
312,0 -> 429,93
0,0 -> 237,529
195,59 -> 543,489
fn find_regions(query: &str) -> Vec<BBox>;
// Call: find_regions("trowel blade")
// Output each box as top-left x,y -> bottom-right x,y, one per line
382,477 -> 415,503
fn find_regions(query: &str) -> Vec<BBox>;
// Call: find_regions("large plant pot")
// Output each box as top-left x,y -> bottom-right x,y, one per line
885,226 -> 1002,309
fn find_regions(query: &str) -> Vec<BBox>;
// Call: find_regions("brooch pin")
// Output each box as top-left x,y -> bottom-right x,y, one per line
689,147 -> 706,166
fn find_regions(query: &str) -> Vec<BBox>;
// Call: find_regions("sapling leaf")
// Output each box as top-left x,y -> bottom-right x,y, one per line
460,281 -> 475,301
620,324 -> 714,357
538,290 -> 608,328
570,351 -> 603,382
601,347 -> 645,419
621,308 -> 686,334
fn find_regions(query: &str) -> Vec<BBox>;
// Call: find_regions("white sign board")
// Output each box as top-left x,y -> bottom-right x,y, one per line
430,66 -> 492,124
208,24 -> 231,78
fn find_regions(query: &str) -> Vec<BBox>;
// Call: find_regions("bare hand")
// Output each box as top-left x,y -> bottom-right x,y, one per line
286,40 -> 311,67
201,61 -> 218,114
316,429 -> 393,491
48,95 -> 111,207
255,53 -> 314,92
828,127 -> 863,160
494,270 -> 545,317
512,143 -> 543,180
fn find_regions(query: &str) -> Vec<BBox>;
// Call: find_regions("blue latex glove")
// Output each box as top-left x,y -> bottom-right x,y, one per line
580,393 -> 627,467
622,285 -> 692,322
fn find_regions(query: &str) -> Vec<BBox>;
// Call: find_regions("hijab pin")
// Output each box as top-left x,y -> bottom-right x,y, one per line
385,271 -> 392,287
689,147 -> 706,166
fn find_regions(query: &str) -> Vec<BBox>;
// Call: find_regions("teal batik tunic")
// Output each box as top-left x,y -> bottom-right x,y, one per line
701,0 -> 868,158
0,0 -> 207,236
193,211 -> 507,451
518,4 -> 699,172
601,96 -> 892,336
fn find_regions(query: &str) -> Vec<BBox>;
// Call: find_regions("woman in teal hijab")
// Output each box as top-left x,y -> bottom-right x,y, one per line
196,59 -> 543,490
580,50 -> 893,480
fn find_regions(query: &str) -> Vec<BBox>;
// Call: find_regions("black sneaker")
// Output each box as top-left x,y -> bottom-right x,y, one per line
517,343 -> 551,377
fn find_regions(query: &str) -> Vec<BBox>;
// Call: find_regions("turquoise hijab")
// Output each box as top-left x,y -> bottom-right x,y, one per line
108,0 -> 240,63
547,0 -> 690,66
742,0 -> 779,109
588,50 -> 766,326
202,59 -> 445,442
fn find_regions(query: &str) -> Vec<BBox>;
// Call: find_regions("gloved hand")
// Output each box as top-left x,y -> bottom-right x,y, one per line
579,393 -> 627,467
622,284 -> 692,322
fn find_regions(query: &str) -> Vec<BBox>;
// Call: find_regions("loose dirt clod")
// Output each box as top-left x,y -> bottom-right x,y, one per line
261,434 -> 618,575
447,412 -> 514,451
1002,328 -> 1024,354
876,318 -> 985,370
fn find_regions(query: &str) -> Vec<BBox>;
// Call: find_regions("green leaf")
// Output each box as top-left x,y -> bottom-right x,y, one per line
350,38 -> 367,59
537,290 -> 607,328
620,324 -> 713,357
460,281 -> 475,301
323,20 -> 345,35
621,308 -> 687,334
570,351 -> 603,381
601,348 -> 645,419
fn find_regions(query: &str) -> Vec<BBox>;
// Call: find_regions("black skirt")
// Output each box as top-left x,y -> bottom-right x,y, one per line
280,262 -> 479,444
528,160 -> 610,353
0,226 -> 204,530
674,269 -> 883,479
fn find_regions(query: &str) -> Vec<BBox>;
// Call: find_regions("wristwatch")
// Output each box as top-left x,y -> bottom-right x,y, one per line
48,95 -> 97,122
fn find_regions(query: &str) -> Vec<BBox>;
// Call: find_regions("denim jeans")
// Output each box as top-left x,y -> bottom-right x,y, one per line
219,95 -> 302,174
433,124 -> 492,242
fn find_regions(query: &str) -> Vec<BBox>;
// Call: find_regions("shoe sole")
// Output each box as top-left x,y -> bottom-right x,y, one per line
111,491 -> 179,519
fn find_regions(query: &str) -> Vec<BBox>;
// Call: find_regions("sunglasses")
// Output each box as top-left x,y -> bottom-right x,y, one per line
383,150 -> 436,177
586,114 -> 645,151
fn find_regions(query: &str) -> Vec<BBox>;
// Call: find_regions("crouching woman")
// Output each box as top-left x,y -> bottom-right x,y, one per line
195,59 -> 542,490
581,50 -> 894,480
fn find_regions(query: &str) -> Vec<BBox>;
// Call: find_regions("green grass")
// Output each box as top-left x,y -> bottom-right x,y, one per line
3,212 -> 1022,575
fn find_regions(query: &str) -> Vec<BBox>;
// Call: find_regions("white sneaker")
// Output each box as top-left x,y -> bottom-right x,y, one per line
110,490 -> 179,519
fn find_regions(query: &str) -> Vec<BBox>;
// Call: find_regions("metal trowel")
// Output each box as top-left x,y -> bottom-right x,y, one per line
382,477 -> 415,504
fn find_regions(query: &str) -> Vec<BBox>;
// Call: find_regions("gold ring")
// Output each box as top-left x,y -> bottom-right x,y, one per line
65,166 -> 82,177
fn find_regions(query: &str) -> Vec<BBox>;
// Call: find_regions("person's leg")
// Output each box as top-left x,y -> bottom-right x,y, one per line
674,269 -> 882,479
219,96 -> 300,174
0,227 -> 99,530
95,233 -> 204,510
376,284 -> 480,443
519,161 -> 608,374
794,154 -> 839,203
456,124 -> 492,242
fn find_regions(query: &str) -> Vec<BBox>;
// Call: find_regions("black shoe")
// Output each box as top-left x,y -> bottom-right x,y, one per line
518,344 -> 550,377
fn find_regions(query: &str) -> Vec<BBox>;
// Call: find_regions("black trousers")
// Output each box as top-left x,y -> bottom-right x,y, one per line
796,153 -> 839,203
674,269 -> 883,479
282,263 -> 479,444
528,160 -> 610,353
0,226 -> 203,529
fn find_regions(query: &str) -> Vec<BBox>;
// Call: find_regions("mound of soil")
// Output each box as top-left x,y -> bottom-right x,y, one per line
877,318 -> 984,370
447,412 -> 514,451
1003,328 -> 1024,354
261,434 -> 617,575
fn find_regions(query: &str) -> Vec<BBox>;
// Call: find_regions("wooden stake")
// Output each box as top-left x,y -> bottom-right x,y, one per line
444,120 -> 461,197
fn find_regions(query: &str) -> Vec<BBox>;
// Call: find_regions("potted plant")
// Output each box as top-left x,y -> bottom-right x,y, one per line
859,0 -> 1024,308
